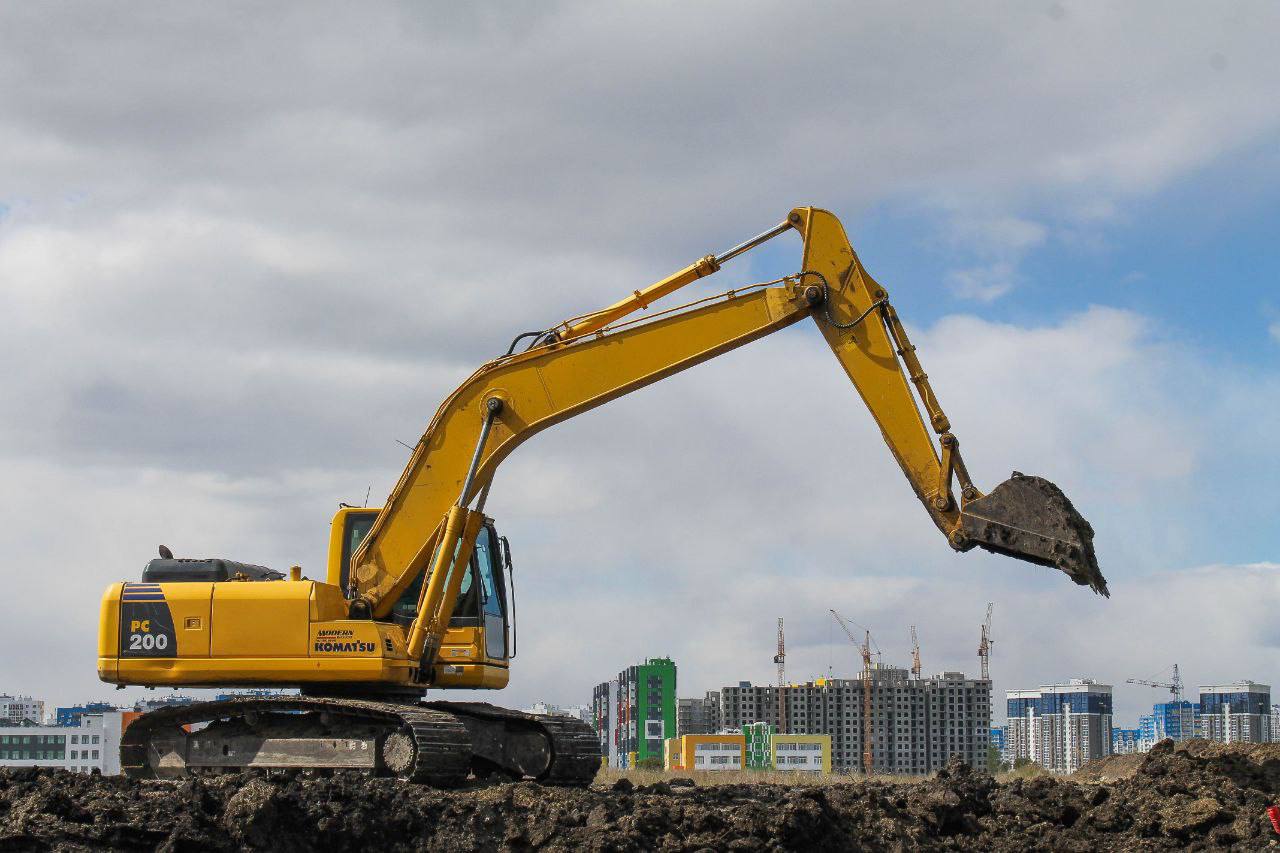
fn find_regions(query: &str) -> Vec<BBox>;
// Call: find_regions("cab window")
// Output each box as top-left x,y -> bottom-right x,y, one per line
339,511 -> 378,593
388,535 -> 484,627
475,527 -> 506,618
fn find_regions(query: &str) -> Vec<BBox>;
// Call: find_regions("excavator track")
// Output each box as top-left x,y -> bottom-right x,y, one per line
426,701 -> 601,785
120,696 -> 470,785
120,696 -> 600,787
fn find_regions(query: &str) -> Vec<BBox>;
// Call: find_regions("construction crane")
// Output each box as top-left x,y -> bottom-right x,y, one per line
910,625 -> 922,679
774,618 -> 787,734
978,603 -> 994,680
1127,664 -> 1184,703
831,609 -> 875,775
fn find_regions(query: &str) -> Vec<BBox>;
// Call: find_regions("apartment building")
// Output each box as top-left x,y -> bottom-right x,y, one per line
718,667 -> 991,774
676,691 -> 721,737
0,695 -> 44,726
593,657 -> 677,767
1198,682 -> 1271,743
1006,679 -> 1113,774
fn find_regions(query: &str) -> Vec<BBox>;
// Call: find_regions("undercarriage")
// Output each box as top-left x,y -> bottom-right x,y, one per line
120,696 -> 601,787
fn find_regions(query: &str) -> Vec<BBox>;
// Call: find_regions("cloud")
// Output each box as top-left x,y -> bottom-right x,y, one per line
941,215 -> 1045,301
947,262 -> 1018,301
0,4 -> 1278,717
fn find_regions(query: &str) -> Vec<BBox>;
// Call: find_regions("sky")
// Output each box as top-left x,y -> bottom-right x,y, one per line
1,2 -> 1278,727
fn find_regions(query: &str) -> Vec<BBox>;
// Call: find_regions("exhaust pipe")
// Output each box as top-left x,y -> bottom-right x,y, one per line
959,473 -> 1108,597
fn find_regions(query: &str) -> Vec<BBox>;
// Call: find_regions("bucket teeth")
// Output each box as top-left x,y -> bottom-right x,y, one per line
959,473 -> 1108,597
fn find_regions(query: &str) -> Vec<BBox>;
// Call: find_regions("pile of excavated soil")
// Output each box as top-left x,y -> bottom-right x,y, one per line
3,740 -> 1280,851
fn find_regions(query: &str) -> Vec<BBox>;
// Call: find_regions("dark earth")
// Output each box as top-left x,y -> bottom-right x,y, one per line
2,740 -> 1279,851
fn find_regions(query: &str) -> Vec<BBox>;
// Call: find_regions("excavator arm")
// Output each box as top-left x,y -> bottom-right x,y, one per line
350,207 -> 1106,678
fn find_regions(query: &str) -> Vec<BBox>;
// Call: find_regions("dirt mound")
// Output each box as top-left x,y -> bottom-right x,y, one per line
1074,751 -> 1146,783
3,744 -> 1280,851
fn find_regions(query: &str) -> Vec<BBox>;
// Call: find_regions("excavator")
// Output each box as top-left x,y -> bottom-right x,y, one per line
97,207 -> 1106,785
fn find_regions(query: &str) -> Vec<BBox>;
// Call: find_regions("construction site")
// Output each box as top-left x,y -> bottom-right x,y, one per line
5,200 -> 1277,844
4,4 -> 1278,851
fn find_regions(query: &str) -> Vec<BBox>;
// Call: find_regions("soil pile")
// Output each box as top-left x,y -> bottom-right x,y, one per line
3,740 -> 1280,851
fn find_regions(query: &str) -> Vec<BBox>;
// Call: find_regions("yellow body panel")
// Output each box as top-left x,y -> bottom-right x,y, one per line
99,578 -> 508,689
163,583 -> 213,657
211,582 -> 311,657
97,583 -> 123,682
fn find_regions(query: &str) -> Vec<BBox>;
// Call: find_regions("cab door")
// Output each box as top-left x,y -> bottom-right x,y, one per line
473,524 -> 509,661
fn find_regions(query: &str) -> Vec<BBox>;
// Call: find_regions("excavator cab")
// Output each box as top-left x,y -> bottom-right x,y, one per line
327,506 -> 514,686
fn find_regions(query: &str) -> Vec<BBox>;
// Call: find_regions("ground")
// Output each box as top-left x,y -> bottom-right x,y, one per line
2,740 -> 1279,851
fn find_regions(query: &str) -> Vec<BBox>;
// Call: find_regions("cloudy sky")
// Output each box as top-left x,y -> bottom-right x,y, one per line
2,2 -> 1278,727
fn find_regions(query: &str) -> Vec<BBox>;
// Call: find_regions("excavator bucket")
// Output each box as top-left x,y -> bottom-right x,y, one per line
959,473 -> 1108,596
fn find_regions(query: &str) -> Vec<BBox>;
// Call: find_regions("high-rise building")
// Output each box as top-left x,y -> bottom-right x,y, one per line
1270,705 -> 1280,743
719,668 -> 990,774
593,657 -> 677,767
676,691 -> 721,737
994,725 -> 1015,767
1006,679 -> 1113,774
1112,728 -> 1140,754
0,695 -> 45,726
1137,713 -> 1155,751
1151,701 -> 1196,743
592,679 -> 620,767
1198,682 -> 1271,743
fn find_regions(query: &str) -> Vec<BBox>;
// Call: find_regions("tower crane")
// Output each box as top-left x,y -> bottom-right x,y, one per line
1127,665 -> 1189,741
1126,664 -> 1184,703
831,609 -> 875,775
774,618 -> 787,734
978,603 -> 994,680
910,625 -> 922,679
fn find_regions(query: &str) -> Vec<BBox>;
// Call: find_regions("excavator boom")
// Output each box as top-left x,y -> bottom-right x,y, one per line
353,207 -> 1105,662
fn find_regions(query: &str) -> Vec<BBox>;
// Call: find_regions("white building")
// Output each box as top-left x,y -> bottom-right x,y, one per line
1006,679 -> 1113,774
521,701 -> 592,723
0,711 -> 124,775
0,695 -> 45,726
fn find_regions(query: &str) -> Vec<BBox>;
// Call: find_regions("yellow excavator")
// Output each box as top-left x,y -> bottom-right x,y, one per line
98,207 -> 1105,784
